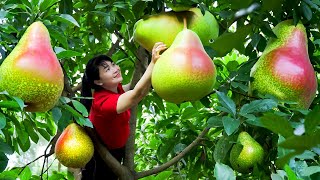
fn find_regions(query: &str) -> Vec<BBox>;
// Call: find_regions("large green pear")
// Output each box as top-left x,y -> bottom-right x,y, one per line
133,12 -> 184,52
0,21 -> 64,112
152,25 -> 216,104
133,8 -> 219,52
229,132 -> 264,173
249,20 -> 317,109
55,123 -> 94,168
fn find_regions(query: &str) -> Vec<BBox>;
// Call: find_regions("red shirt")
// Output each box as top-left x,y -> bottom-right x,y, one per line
89,84 -> 130,149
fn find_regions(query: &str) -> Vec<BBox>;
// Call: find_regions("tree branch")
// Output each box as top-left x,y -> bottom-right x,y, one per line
85,127 -> 134,180
135,127 -> 211,179
124,46 -> 149,171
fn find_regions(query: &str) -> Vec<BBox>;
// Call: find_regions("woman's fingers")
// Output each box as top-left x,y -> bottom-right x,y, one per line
152,42 -> 167,59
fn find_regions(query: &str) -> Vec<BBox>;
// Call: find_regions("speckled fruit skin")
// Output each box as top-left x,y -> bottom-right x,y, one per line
229,132 -> 264,173
249,20 -> 317,109
151,28 -> 216,104
133,8 -> 219,52
0,21 -> 64,112
55,123 -> 94,168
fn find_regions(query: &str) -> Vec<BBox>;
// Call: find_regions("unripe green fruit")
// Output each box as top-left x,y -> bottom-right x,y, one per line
229,132 -> 264,173
55,123 -> 94,168
133,8 -> 219,52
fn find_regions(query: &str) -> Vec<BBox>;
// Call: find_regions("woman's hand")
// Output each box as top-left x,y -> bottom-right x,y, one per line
151,42 -> 167,63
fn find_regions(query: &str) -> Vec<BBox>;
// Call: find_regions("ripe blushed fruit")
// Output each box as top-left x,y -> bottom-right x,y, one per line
55,123 -> 94,168
0,21 -> 64,112
249,20 -> 317,109
151,20 -> 216,104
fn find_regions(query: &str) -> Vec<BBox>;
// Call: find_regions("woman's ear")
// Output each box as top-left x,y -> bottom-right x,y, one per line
94,80 -> 103,86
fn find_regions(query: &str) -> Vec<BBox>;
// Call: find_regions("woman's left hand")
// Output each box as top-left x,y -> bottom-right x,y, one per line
151,42 -> 167,63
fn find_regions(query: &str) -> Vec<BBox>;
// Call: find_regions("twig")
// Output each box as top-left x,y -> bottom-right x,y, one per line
40,133 -> 60,179
135,127 -> 211,179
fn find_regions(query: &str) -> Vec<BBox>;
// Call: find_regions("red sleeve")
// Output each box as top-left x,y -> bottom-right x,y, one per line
99,94 -> 120,115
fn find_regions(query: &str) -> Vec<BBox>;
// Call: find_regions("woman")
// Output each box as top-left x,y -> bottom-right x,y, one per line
80,42 -> 167,179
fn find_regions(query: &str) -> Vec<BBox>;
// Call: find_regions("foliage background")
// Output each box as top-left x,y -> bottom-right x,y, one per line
0,0 -> 319,179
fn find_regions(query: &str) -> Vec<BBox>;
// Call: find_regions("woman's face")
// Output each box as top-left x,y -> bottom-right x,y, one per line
94,61 -> 123,90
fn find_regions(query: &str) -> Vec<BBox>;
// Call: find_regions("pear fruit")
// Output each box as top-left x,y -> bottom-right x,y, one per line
229,132 -> 264,173
55,123 -> 94,168
133,12 -> 184,52
133,8 -> 219,52
152,20 -> 216,104
0,21 -> 64,112
249,20 -> 317,109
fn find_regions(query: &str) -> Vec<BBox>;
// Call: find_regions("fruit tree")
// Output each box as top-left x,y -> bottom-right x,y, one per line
0,0 -> 319,179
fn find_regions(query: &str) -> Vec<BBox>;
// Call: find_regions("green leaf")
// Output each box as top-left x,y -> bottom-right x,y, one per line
300,166 -> 320,176
17,136 -> 30,152
38,128 -> 51,141
0,112 -> 6,129
279,131 -> 320,150
207,116 -> 223,128
213,133 -> 236,163
76,117 -> 93,128
301,2 -> 313,21
0,153 -> 8,172
180,106 -> 199,120
173,143 -> 186,154
216,91 -> 236,118
47,26 -> 68,48
11,97 -> 25,110
260,113 -> 294,138
284,164 -> 298,180
261,23 -> 277,39
72,100 -> 88,117
58,14 -> 80,27
19,166 -> 31,180
304,105 -> 320,135
222,117 -> 240,135
158,139 -> 176,161
276,150 -> 304,168
56,50 -> 82,59
40,0 -> 59,11
0,168 -> 19,179
210,25 -> 252,57
239,99 -> 277,116
0,101 -> 20,109
0,140 -> 13,154
22,120 -> 39,144
214,162 -> 236,180
155,170 -> 172,180
261,0 -> 283,12
52,107 -> 62,124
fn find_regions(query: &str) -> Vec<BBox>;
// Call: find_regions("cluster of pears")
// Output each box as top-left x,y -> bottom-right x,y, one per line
151,18 -> 217,103
0,21 -> 64,112
250,20 -> 317,109
55,123 -> 94,168
229,132 -> 264,173
133,7 -> 219,52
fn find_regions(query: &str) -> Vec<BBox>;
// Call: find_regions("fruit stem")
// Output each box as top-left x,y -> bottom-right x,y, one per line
183,17 -> 187,30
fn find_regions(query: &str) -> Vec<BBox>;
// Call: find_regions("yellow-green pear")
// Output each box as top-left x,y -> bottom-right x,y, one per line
152,20 -> 216,103
133,8 -> 219,52
0,21 -> 64,112
229,132 -> 264,173
55,123 -> 94,168
133,12 -> 184,52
